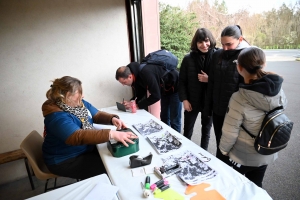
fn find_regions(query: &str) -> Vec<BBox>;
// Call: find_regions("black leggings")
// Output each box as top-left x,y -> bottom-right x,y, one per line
183,110 -> 213,150
228,159 -> 268,188
47,146 -> 106,180
212,113 -> 229,164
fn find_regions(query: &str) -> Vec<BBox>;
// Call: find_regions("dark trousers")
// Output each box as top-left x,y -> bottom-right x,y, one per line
212,113 -> 229,164
47,146 -> 106,180
228,159 -> 268,188
183,110 -> 213,150
160,92 -> 182,133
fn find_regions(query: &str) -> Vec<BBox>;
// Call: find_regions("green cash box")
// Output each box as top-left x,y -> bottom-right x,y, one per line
107,128 -> 139,158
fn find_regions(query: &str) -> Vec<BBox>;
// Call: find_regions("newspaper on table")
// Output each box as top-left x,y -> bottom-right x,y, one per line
160,150 -> 217,185
132,119 -> 163,136
147,131 -> 182,154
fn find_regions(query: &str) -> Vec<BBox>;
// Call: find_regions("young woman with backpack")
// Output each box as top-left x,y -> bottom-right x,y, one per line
219,47 -> 287,187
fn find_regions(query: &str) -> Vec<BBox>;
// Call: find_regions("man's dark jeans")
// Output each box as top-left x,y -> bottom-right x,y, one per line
160,92 -> 182,133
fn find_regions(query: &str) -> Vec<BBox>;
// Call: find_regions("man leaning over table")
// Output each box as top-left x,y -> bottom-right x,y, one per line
115,62 -> 182,133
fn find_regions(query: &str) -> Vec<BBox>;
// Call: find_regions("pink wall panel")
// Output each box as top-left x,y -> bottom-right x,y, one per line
141,0 -> 161,55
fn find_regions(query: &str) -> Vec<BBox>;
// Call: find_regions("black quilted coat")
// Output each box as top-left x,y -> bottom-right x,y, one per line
204,41 -> 250,116
178,48 -> 217,112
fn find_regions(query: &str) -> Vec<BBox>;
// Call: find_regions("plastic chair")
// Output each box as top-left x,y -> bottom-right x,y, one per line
20,130 -> 59,192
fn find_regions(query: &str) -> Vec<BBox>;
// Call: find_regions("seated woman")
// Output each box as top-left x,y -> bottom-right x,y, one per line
42,76 -> 138,180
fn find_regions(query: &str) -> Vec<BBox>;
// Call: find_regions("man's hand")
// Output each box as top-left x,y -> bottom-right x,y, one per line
123,100 -> 139,110
122,100 -> 131,109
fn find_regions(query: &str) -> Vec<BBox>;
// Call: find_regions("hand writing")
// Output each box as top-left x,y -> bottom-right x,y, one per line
122,100 -> 131,109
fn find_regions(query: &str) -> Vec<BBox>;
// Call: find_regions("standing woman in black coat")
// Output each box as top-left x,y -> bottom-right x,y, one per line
178,28 -> 217,150
203,25 -> 250,162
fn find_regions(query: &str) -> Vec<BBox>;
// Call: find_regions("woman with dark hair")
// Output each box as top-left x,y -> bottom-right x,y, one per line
178,28 -> 217,150
42,76 -> 138,180
220,47 -> 287,187
204,25 -> 250,161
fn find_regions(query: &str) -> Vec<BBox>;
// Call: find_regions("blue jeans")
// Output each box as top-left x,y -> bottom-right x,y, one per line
160,92 -> 182,133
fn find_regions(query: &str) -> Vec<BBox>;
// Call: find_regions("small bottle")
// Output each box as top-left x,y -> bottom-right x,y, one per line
130,100 -> 137,113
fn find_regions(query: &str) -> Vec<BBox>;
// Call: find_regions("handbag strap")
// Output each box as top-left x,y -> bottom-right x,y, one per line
241,124 -> 256,138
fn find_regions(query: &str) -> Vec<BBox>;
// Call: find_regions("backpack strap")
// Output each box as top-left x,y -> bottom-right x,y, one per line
266,106 -> 283,115
139,63 -> 169,77
139,63 -> 146,71
241,106 -> 284,139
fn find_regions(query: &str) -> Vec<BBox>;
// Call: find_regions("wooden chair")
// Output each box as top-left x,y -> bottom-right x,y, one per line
20,130 -> 59,192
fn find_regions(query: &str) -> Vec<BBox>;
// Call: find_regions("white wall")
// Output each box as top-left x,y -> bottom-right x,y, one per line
0,0 -> 132,184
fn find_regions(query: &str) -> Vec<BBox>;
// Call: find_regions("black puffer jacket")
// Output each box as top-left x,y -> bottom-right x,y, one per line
127,62 -> 178,109
178,48 -> 216,112
127,62 -> 147,105
204,41 -> 250,116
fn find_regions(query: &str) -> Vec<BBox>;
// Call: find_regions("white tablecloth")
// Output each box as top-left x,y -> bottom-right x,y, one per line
27,174 -> 118,200
97,106 -> 272,200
